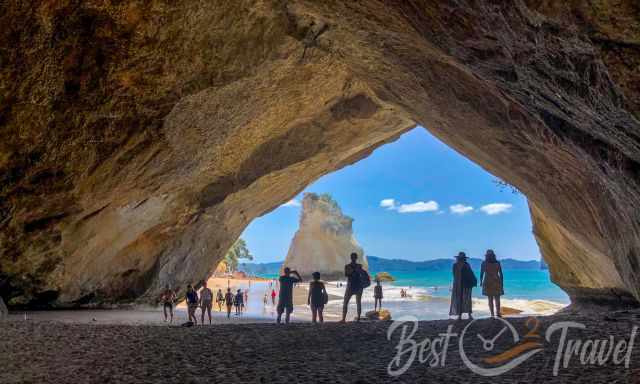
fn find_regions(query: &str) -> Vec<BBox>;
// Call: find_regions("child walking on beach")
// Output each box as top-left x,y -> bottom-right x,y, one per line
307,272 -> 328,324
374,280 -> 383,311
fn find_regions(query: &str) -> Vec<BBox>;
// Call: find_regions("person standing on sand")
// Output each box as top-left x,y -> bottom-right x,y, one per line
449,252 -> 476,321
243,289 -> 248,308
160,285 -> 176,323
480,249 -> 504,318
234,289 -> 244,315
216,289 -> 224,312
271,288 -> 277,305
224,288 -> 234,318
186,284 -> 199,324
199,281 -> 213,325
277,267 -> 302,324
374,280 -> 383,311
308,272 -> 328,324
341,253 -> 369,322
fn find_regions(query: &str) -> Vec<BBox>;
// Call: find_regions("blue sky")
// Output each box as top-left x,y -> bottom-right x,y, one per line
241,127 -> 541,263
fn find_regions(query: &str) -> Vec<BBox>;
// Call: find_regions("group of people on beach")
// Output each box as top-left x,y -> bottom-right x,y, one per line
160,281 -> 250,325
276,252 -> 376,324
160,248 -> 504,324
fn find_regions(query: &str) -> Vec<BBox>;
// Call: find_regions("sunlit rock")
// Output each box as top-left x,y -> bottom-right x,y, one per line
282,193 -> 366,280
1,1 -> 639,307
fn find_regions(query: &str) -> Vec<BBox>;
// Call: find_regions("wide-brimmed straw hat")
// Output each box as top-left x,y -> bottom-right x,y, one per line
455,251 -> 467,260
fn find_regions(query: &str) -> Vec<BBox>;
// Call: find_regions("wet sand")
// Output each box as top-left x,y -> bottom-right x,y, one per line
2,309 -> 638,383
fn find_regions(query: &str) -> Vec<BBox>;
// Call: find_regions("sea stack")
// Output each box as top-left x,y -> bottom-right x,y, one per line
282,193 -> 367,280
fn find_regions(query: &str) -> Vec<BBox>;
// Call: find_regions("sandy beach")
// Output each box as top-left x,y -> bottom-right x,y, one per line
6,275 -> 566,326
2,309 -> 639,383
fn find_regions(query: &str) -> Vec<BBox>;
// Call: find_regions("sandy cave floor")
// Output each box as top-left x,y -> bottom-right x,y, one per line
2,310 -> 640,384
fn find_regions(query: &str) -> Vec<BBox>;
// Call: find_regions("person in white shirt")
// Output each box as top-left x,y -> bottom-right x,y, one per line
199,281 -> 214,325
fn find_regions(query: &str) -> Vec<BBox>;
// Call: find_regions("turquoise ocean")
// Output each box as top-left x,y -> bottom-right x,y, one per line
260,268 -> 569,320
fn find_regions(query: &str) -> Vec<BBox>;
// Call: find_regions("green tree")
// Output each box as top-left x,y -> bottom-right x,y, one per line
224,238 -> 253,273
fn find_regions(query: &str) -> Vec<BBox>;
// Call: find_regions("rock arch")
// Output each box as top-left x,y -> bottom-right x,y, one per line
1,1 -> 639,307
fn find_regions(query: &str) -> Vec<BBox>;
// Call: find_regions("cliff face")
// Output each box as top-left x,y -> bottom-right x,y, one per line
282,193 -> 366,280
1,1 -> 639,307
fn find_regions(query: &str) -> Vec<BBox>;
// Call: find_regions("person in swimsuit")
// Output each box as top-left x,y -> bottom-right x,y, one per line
185,284 -> 199,324
160,285 -> 176,323
224,288 -> 234,318
374,280 -> 383,311
234,289 -> 244,315
277,267 -> 302,324
199,280 -> 213,325
307,272 -> 327,324
216,289 -> 224,312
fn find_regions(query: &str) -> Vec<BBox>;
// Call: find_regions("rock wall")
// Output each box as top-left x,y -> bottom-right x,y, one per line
282,193 -> 366,280
1,1 -> 639,307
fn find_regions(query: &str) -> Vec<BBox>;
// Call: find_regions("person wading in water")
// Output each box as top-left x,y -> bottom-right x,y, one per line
341,253 -> 370,322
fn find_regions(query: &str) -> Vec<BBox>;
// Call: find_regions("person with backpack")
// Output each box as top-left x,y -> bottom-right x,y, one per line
341,252 -> 370,322
185,284 -> 199,324
374,280 -> 383,311
449,252 -> 476,320
224,288 -> 234,318
307,271 -> 328,324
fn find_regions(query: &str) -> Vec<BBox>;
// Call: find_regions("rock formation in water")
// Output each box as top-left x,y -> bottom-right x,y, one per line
1,1 -> 640,308
282,193 -> 366,280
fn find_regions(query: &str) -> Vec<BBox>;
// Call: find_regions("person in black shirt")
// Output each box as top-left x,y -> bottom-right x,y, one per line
341,253 -> 366,322
277,267 -> 302,324
185,284 -> 199,324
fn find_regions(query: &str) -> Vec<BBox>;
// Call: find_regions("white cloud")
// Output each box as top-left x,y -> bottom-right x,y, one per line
380,199 -> 396,210
450,204 -> 474,215
480,203 -> 512,215
397,201 -> 439,213
282,199 -> 301,207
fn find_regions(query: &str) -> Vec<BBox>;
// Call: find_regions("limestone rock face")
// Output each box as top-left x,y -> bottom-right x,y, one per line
282,193 -> 366,280
1,1 -> 640,307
